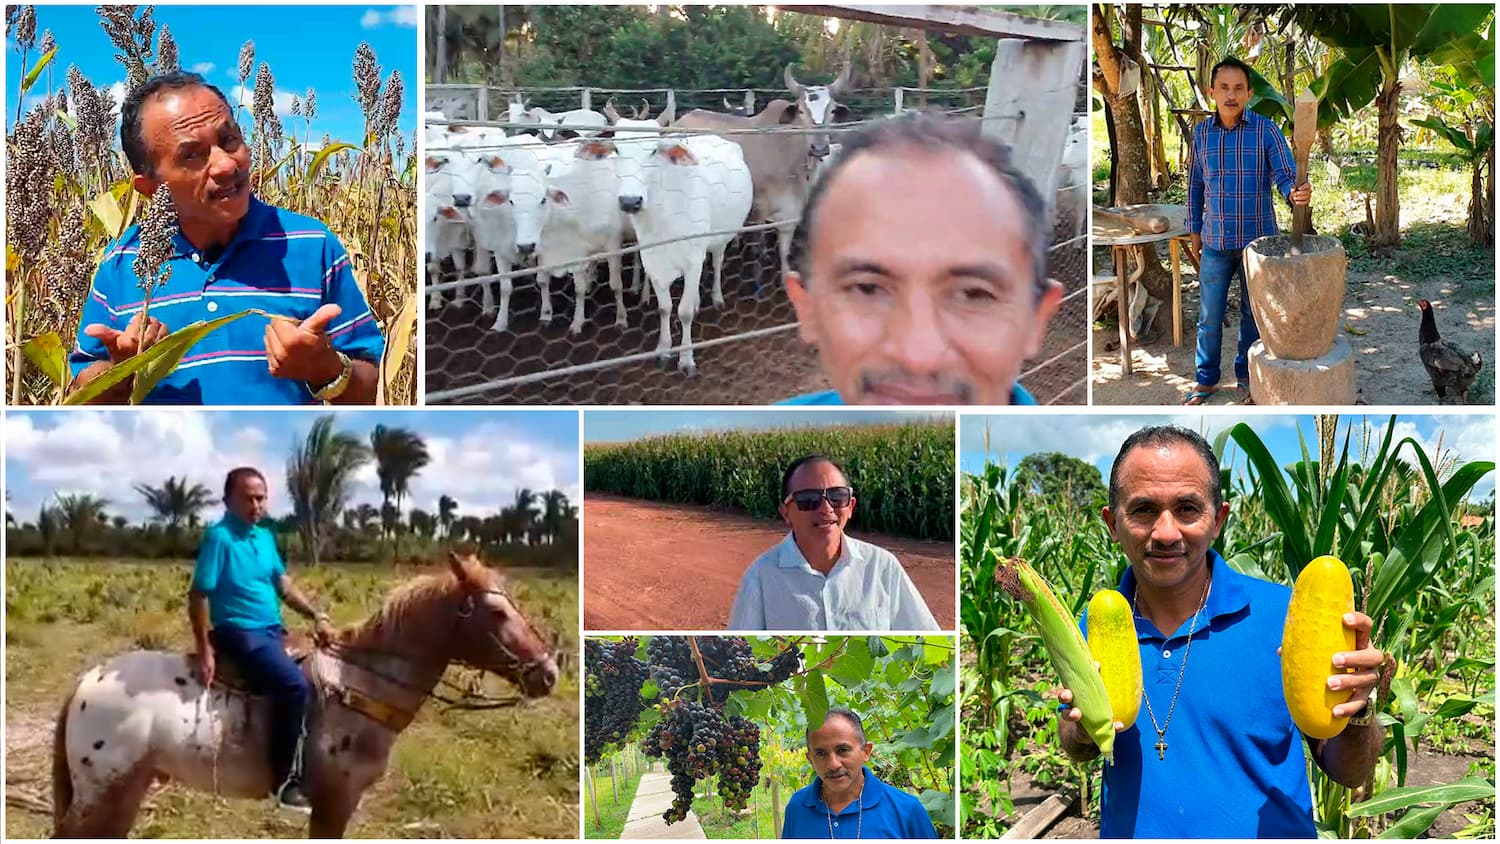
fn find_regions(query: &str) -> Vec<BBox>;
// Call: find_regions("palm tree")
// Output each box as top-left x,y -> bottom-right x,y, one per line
370,425 -> 431,559
134,476 -> 216,541
511,488 -> 536,546
438,494 -> 458,539
37,504 -> 60,557
540,489 -> 570,545
286,415 -> 371,566
380,501 -> 400,540
409,508 -> 435,541
356,503 -> 380,533
343,508 -> 360,531
53,493 -> 110,555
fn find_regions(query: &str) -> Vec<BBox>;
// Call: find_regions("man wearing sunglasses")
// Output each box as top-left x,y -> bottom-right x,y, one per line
728,455 -> 940,630
779,110 -> 1062,405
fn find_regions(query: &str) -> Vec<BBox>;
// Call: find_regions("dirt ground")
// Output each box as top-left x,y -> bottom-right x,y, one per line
1092,256 -> 1496,406
582,495 -> 955,630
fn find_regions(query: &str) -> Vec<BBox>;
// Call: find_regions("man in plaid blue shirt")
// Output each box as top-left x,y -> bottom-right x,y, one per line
1184,57 -> 1310,405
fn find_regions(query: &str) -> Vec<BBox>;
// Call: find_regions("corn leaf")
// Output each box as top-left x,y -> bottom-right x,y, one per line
1376,804 -> 1446,838
1229,423 -> 1312,574
1346,778 -> 1496,817
21,331 -> 68,388
20,46 -> 58,97
64,309 -> 263,405
378,287 -> 417,405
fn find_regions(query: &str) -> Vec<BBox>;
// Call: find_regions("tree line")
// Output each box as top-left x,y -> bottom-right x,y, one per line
6,416 -> 579,567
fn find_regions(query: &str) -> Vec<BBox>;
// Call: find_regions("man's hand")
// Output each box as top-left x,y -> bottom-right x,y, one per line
195,647 -> 216,688
83,311 -> 170,364
313,615 -> 336,646
1290,182 -> 1312,207
1188,233 -> 1202,265
1331,611 -> 1384,717
1057,686 -> 1128,739
265,303 -> 344,385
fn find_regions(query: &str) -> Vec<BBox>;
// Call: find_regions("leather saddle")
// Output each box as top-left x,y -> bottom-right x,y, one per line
198,632 -> 317,694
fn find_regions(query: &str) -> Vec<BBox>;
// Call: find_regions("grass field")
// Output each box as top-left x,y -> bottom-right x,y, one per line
4,558 -> 579,839
582,763 -> 643,839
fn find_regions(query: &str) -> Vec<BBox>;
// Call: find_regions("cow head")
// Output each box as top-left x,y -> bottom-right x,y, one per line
785,63 -> 852,159
424,153 -> 472,222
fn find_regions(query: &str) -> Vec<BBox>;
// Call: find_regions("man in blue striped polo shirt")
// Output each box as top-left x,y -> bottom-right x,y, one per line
781,111 -> 1060,405
68,71 -> 384,404
1184,57 -> 1310,406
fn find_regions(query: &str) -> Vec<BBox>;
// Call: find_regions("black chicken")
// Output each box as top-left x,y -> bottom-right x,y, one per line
1416,299 -> 1483,403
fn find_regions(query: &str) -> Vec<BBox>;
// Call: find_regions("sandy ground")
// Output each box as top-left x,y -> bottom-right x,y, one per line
582,495 -> 955,631
1092,261 -> 1495,406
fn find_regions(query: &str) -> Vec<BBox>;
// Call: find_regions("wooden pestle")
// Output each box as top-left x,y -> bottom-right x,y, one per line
1290,90 -> 1318,253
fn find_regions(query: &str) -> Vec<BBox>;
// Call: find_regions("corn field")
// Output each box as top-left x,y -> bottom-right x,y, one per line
3,5 -> 418,405
584,419 -> 955,541
959,415 -> 1496,838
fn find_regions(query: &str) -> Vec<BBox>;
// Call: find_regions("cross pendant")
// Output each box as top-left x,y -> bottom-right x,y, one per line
1154,735 -> 1168,761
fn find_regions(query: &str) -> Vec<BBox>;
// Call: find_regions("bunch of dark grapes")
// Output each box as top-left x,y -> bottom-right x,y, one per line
645,699 -> 760,823
583,638 -> 649,763
646,636 -> 695,699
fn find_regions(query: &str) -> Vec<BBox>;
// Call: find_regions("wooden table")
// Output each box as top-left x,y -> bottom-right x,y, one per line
1092,204 -> 1192,376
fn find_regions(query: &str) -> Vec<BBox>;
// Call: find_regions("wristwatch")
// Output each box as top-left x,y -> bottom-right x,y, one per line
312,352 -> 353,402
1347,688 -> 1378,727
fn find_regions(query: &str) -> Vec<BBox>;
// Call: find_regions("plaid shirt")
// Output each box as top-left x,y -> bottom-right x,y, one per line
1187,110 -> 1297,250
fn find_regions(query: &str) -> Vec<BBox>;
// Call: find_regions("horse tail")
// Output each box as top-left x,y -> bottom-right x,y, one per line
51,683 -> 77,833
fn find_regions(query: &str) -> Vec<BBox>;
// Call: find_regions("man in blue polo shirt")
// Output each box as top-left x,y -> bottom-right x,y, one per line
190,466 -> 336,811
69,71 -> 384,404
780,111 -> 1060,405
1183,57 -> 1311,405
1057,426 -> 1385,838
782,707 -> 938,839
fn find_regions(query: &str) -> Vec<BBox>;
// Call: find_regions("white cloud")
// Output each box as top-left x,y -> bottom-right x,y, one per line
5,413 -> 581,527
960,413 -> 1298,467
232,83 -> 298,117
361,7 -> 418,29
191,61 -> 215,75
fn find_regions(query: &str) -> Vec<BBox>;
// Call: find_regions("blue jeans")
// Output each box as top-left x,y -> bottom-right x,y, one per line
1195,246 -> 1259,387
211,625 -> 309,788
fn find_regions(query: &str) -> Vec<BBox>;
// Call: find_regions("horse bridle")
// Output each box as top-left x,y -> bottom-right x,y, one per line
455,587 -> 556,678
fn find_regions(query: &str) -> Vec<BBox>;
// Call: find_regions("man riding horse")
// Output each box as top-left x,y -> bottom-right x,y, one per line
191,466 -> 335,811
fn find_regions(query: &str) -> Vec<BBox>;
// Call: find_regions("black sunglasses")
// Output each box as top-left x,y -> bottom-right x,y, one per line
785,486 -> 854,511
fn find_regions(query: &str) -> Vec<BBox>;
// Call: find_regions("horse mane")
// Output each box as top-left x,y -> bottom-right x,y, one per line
339,558 -> 498,655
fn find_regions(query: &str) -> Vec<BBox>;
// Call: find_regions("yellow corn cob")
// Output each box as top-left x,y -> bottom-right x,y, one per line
1088,589 -> 1142,729
1281,555 -> 1357,739
995,554 -> 1116,763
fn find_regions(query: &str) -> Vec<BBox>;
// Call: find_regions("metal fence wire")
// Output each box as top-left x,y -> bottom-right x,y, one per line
424,108 -> 1087,406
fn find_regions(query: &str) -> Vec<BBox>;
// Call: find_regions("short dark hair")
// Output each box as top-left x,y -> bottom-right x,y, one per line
806,706 -> 866,745
121,71 -> 233,176
780,454 -> 846,499
1108,426 -> 1222,511
1209,57 -> 1253,88
223,466 -> 267,500
790,109 -> 1049,300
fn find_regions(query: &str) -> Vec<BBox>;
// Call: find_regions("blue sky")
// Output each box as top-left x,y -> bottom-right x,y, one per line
958,412 -> 1496,501
5,408 -> 580,525
584,409 -> 954,443
6,4 -> 417,146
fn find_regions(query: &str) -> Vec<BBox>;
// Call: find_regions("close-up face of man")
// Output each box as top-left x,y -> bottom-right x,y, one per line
133,83 -> 252,234
225,470 -> 269,525
779,459 -> 857,542
1102,440 -> 1229,593
787,146 -> 1061,405
1211,63 -> 1250,124
806,713 -> 873,801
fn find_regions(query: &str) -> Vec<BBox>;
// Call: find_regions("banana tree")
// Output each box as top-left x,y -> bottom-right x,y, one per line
1285,3 -> 1495,248
1412,64 -> 1495,245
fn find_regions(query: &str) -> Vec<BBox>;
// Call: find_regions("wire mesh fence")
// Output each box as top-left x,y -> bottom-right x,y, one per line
424,97 -> 1087,405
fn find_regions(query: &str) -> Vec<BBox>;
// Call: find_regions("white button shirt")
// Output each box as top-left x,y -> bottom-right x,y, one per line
727,532 -> 941,631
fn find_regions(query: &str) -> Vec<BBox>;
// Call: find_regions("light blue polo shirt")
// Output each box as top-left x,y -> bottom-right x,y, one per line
70,196 -> 384,404
1079,549 -> 1315,838
782,767 -> 938,839
191,512 -> 286,630
779,383 -> 1037,405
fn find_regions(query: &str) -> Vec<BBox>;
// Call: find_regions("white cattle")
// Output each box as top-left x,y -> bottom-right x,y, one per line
1056,113 -> 1090,238
611,133 -> 754,376
465,135 -> 557,332
424,125 -> 505,311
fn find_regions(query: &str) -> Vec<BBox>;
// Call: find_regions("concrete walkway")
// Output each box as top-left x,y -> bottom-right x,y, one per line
619,770 -> 707,839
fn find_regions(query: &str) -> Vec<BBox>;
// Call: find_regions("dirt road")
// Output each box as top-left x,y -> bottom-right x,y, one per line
583,495 -> 955,630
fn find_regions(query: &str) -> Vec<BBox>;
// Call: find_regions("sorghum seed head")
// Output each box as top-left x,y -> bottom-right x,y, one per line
376,69 -> 403,138
134,4 -> 156,45
15,5 -> 36,50
238,39 -> 254,84
304,87 -> 317,121
291,96 -> 302,118
353,42 -> 380,120
253,62 -> 275,129
156,24 -> 177,73
48,121 -> 75,171
133,186 -> 179,293
97,4 -> 138,56
39,28 -> 54,55
6,104 -> 56,263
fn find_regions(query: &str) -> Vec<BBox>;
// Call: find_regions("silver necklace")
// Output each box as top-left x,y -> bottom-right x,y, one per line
1135,572 -> 1211,761
824,779 -> 864,839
